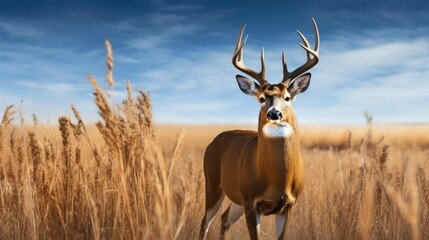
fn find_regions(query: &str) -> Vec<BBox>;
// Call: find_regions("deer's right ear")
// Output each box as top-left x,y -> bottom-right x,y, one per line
236,75 -> 260,96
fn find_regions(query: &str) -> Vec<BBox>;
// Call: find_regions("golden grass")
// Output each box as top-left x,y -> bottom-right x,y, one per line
0,41 -> 428,240
300,124 -> 429,150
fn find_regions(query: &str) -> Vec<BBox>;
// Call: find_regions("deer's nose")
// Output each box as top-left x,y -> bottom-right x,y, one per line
267,110 -> 282,121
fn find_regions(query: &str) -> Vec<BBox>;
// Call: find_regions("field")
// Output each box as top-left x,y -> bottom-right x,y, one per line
1,42 -> 428,239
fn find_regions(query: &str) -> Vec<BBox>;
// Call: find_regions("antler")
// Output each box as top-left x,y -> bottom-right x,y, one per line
232,25 -> 267,85
282,18 -> 320,86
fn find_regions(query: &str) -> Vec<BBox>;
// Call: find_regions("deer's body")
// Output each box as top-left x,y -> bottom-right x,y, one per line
200,19 -> 320,240
205,111 -> 304,209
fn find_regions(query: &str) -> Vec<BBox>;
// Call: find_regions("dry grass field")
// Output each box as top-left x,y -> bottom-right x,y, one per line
158,123 -> 429,239
0,42 -> 428,239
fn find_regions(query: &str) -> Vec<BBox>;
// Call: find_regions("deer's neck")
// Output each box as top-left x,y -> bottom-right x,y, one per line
256,108 -> 303,191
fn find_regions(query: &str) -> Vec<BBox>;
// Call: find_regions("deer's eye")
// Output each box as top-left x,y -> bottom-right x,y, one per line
259,97 -> 265,103
285,96 -> 290,102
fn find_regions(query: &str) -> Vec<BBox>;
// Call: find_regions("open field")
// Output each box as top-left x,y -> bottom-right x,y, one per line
1,103 -> 428,239
1,42 -> 428,239
159,124 -> 429,239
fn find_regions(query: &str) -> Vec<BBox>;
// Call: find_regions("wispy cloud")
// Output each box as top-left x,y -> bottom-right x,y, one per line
15,81 -> 86,94
0,40 -> 103,122
127,23 -> 202,50
0,20 -> 43,38
297,27 -> 429,123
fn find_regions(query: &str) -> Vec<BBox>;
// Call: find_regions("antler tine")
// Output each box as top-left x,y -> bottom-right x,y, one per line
260,47 -> 266,77
282,50 -> 288,76
312,17 -> 320,52
296,30 -> 311,59
232,25 -> 267,85
282,18 -> 320,86
234,25 -> 246,61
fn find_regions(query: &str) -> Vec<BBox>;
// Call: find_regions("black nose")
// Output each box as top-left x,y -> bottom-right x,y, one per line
267,110 -> 282,121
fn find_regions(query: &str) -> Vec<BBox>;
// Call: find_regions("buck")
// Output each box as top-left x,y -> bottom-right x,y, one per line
199,18 -> 320,240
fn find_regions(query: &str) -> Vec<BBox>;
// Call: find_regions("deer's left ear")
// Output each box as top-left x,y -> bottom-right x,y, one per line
236,75 -> 260,96
289,73 -> 311,96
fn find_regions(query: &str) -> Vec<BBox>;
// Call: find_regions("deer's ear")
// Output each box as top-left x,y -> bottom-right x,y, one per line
236,75 -> 260,96
289,73 -> 311,97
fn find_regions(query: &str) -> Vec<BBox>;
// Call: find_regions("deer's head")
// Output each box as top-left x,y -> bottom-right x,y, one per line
233,18 -> 320,138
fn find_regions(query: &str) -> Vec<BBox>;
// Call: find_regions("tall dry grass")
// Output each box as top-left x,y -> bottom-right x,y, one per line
0,41 -> 191,239
157,123 -> 429,240
0,41 -> 428,239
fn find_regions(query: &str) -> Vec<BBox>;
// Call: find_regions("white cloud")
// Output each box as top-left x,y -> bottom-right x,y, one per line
306,29 -> 429,123
127,23 -> 202,50
0,20 -> 42,38
15,81 -> 86,94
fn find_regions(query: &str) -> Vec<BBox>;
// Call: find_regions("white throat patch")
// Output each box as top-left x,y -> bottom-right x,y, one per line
262,122 -> 293,138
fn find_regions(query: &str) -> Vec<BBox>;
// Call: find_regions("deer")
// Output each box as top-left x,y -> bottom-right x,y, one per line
199,18 -> 320,240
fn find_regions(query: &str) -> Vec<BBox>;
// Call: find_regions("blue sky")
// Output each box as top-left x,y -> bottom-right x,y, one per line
1,0 -> 428,124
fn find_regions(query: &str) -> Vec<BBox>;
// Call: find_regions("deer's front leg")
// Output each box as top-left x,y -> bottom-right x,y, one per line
275,208 -> 292,240
244,201 -> 261,240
